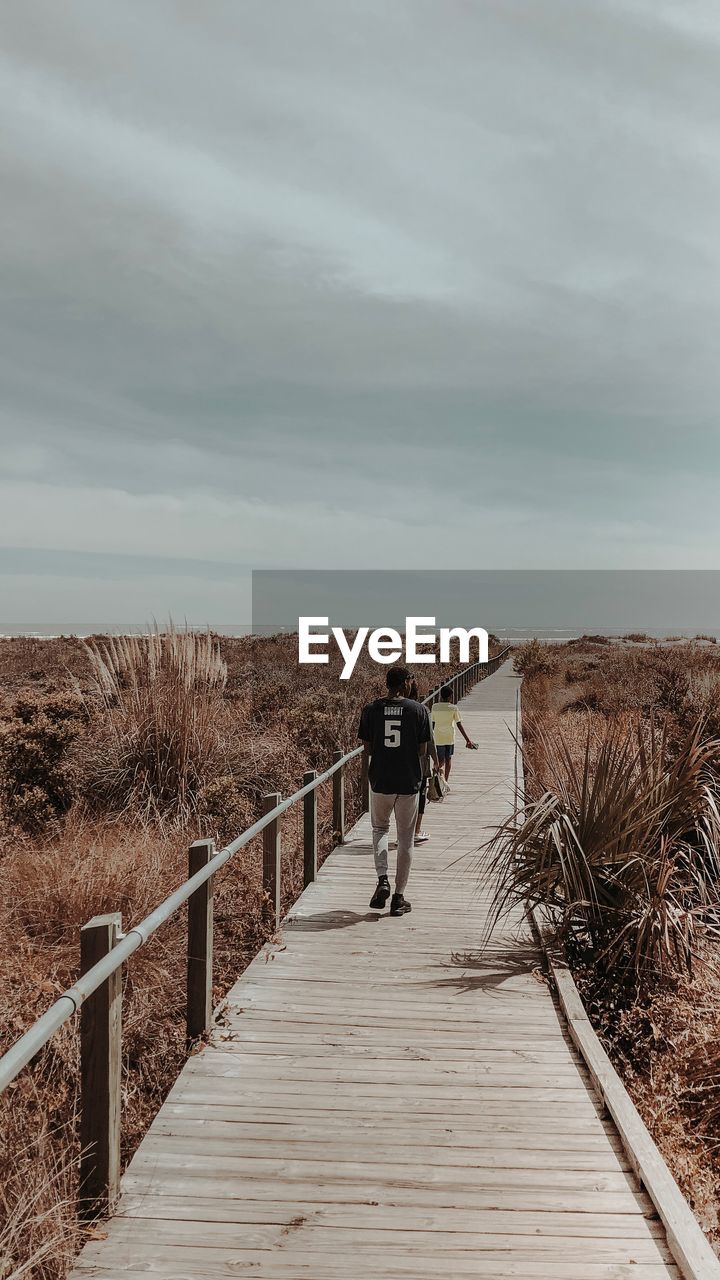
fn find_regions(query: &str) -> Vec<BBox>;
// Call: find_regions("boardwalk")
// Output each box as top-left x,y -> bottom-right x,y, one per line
73,663 -> 678,1279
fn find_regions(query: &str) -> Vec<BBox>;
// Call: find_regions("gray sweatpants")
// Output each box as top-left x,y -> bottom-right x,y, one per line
370,790 -> 419,894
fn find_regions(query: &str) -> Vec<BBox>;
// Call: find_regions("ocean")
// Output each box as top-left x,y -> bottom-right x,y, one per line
1,625 -> 714,643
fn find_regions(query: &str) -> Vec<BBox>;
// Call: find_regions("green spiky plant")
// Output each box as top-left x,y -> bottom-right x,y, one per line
486,718 -> 720,981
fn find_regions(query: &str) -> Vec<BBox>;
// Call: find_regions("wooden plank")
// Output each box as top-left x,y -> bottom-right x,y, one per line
162,1098 -> 620,1132
135,1138 -> 639,1193
75,1262 -> 679,1279
157,1109 -> 629,1149
73,1262 -> 680,1280
149,1126 -> 631,1171
167,1090 -> 611,1122
95,1203 -> 666,1244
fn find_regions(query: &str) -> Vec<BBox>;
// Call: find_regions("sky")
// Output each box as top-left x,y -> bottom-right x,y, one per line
1,0 -> 720,625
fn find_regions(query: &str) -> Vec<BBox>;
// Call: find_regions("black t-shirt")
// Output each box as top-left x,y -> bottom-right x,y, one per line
358,696 -> 431,795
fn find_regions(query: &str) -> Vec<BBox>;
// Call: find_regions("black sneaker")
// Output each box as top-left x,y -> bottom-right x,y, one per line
369,876 -> 391,909
390,892 -> 412,916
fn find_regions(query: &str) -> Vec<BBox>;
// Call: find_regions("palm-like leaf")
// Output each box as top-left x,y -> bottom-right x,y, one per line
487,718 -> 720,979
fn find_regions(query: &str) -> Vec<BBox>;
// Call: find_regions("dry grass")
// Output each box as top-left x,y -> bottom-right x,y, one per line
0,1109 -> 80,1280
83,629 -> 228,822
513,638 -> 557,679
0,627 -> 496,1278
516,638 -> 720,1248
574,946 -> 720,1238
0,812 -> 309,1279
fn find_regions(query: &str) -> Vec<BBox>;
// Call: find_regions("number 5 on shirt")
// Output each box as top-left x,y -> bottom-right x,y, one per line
384,719 -> 401,748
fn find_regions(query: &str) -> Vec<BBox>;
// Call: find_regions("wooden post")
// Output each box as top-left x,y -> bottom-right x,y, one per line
360,753 -> 370,812
80,912 -> 122,1219
303,771 -> 317,887
187,838 -> 215,1045
262,792 -> 281,929
332,750 -> 345,844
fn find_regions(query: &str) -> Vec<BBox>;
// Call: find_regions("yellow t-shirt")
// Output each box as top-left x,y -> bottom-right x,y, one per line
431,702 -> 460,746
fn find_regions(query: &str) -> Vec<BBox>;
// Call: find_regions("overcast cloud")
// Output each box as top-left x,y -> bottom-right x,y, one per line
1,0 -> 720,623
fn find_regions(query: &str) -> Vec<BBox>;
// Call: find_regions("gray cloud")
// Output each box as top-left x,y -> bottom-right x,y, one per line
2,0 -> 720,622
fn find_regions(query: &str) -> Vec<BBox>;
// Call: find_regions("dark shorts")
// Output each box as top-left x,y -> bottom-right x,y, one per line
437,744 -> 454,762
418,778 -> 427,815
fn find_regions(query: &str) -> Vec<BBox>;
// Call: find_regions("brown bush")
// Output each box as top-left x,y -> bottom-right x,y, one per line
513,636 -> 720,1242
0,695 -> 84,834
82,629 -> 228,823
513,639 -> 557,678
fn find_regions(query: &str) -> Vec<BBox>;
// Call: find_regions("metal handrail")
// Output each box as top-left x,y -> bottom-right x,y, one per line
0,646 -> 510,1093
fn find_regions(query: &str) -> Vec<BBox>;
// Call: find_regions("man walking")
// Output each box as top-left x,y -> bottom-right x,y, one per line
359,665 -> 431,916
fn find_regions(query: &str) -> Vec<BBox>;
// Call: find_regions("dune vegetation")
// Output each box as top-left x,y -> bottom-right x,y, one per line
0,627 -> 495,1279
500,636 -> 720,1241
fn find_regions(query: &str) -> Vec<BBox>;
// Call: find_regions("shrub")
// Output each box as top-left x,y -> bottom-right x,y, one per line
197,775 -> 255,845
564,659 -> 600,686
570,649 -> 662,716
83,628 -> 228,823
284,689 -> 357,768
652,656 -> 692,717
513,639 -> 557,679
0,696 -> 83,833
487,718 -> 720,982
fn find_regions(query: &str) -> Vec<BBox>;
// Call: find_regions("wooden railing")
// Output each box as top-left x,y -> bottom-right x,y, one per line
0,647 -> 509,1217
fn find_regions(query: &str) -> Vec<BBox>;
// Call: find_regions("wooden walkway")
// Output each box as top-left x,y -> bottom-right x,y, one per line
73,663 -> 679,1279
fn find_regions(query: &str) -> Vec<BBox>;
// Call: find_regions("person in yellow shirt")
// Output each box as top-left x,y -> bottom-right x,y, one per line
431,684 -> 477,782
